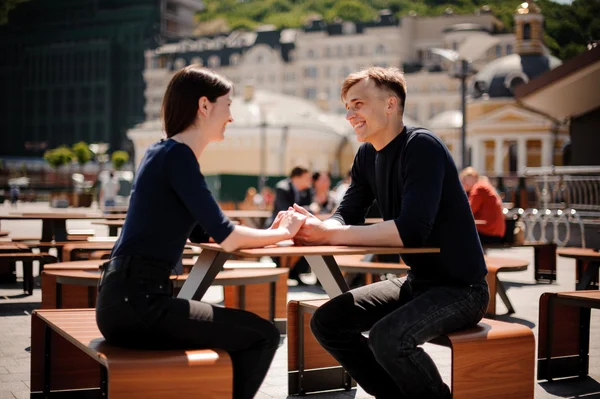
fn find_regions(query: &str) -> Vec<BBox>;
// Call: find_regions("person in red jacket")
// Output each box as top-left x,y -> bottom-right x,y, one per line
460,167 -> 506,244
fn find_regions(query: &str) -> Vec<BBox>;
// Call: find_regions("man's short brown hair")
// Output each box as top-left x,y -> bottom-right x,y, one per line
341,67 -> 407,111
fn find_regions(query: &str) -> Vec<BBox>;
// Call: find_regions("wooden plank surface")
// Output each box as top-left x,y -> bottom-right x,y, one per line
194,242 -> 439,257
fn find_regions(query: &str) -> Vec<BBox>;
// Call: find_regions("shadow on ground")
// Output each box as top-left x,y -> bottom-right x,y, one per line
539,376 -> 600,399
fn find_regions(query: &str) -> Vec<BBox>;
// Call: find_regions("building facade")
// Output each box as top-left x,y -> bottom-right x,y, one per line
0,0 -> 203,157
433,1 -> 568,176
143,9 -> 515,120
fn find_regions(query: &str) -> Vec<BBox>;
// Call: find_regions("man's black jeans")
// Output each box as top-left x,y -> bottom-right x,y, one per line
310,273 -> 489,399
95,255 -> 280,399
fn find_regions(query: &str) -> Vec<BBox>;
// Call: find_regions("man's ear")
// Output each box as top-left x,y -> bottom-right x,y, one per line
387,96 -> 398,114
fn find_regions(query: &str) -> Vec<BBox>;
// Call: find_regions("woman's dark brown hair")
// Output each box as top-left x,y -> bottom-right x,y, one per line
161,65 -> 233,138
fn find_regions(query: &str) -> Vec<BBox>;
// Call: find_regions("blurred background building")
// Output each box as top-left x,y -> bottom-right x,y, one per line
0,0 -> 204,158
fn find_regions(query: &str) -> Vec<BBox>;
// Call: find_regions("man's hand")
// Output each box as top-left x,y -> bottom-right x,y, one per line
292,204 -> 332,245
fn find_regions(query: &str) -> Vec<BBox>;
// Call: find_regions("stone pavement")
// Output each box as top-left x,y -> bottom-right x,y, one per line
0,203 -> 599,398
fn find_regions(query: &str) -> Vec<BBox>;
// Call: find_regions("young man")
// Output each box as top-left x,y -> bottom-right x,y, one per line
292,67 -> 489,399
460,167 -> 506,244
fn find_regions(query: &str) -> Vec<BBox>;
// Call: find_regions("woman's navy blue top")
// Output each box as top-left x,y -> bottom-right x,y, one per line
111,139 -> 235,266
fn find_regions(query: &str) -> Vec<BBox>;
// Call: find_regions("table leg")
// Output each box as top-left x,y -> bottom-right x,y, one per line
576,260 -> 599,291
52,219 -> 68,242
108,226 -> 118,237
304,255 -> 349,298
41,221 -> 53,242
177,250 -> 230,300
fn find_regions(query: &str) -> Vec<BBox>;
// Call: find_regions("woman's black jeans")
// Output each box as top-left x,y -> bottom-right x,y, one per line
310,273 -> 489,399
95,255 -> 280,399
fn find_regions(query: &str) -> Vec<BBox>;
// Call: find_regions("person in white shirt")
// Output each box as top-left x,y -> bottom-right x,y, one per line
100,172 -> 120,208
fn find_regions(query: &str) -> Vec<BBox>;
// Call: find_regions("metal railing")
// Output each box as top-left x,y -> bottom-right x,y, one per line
517,166 -> 600,247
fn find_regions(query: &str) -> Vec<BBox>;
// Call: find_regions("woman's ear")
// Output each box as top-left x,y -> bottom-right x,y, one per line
198,96 -> 211,117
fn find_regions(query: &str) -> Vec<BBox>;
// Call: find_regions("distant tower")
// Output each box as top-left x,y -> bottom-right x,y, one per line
514,1 -> 544,55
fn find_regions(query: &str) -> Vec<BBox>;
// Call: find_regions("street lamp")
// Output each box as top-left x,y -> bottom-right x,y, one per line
432,34 -> 499,169
430,48 -> 471,169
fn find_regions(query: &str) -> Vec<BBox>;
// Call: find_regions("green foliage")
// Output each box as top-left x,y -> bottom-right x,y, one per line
325,0 -> 376,22
111,151 -> 129,170
72,141 -> 93,165
44,146 -> 74,169
196,0 -> 597,61
0,0 -> 30,25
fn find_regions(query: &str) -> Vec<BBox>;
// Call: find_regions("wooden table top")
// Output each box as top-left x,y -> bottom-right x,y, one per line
556,291 -> 600,301
45,268 -> 288,287
44,258 -> 270,271
92,220 -> 125,226
557,247 -> 600,260
484,256 -> 529,268
4,213 -> 127,220
223,210 -> 272,218
193,242 -> 440,257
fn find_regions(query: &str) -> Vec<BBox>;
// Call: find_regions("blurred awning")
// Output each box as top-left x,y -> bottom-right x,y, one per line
515,46 -> 600,120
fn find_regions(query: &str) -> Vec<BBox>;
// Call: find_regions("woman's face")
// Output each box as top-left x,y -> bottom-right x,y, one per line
203,92 -> 233,142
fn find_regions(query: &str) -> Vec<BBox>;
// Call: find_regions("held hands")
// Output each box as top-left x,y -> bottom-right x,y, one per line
292,204 -> 332,246
269,209 -> 307,238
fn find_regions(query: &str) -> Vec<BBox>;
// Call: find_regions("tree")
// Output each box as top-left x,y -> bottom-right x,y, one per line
0,0 -> 30,25
111,151 -> 129,170
325,0 -> 376,22
43,147 -> 74,169
72,141 -> 93,166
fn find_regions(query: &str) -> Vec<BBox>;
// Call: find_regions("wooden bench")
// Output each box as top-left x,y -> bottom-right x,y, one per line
334,255 -> 529,317
288,299 -> 534,398
0,252 -> 57,294
31,309 -> 233,398
485,256 -> 529,317
538,291 -> 600,381
484,241 -> 556,283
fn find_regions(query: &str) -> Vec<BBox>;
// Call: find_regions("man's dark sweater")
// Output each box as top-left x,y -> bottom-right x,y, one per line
330,126 -> 487,285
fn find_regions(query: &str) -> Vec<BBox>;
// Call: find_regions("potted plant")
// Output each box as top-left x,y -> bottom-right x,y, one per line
111,150 -> 129,171
71,142 -> 94,207
44,146 -> 75,207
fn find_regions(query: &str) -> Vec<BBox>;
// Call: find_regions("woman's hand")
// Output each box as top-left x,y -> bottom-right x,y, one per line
268,211 -> 287,230
278,210 -> 307,238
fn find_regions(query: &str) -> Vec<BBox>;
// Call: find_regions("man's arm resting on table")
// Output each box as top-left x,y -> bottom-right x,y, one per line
327,220 -> 404,246
295,214 -> 404,247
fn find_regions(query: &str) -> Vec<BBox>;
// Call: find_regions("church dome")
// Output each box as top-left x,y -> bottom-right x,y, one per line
471,53 -> 561,99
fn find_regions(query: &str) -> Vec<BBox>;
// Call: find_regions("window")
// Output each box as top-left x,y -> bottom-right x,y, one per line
342,22 -> 356,35
347,45 -> 354,56
304,66 -> 317,78
523,23 -> 531,40
229,53 -> 240,66
191,57 -> 203,66
495,44 -> 502,57
325,47 -> 331,58
208,55 -> 220,68
375,45 -> 386,55
174,58 -> 186,70
506,44 -> 513,55
166,1 -> 177,13
284,71 -> 295,82
452,42 -> 458,51
304,87 -> 317,100
307,49 -> 316,59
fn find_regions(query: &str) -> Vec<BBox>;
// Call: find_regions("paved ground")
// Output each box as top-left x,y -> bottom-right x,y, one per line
1,202 -> 599,398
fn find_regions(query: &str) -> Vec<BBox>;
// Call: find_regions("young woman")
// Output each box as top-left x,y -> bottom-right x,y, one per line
95,66 -> 306,399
